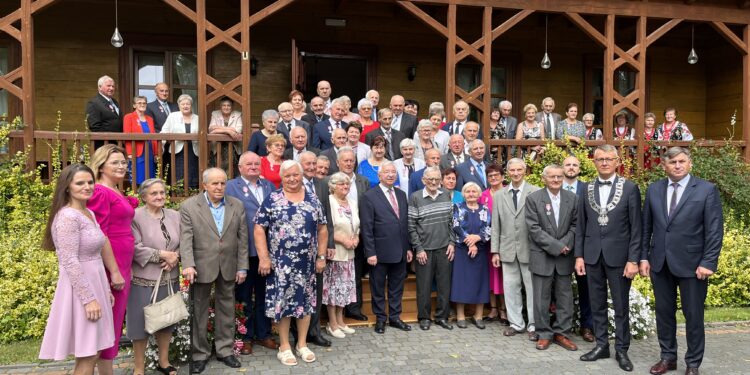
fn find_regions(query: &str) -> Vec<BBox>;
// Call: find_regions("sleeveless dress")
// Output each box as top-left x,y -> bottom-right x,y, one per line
39,207 -> 115,360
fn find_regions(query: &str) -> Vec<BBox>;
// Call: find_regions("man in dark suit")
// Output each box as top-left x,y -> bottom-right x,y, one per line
389,95 -> 418,139
562,155 -> 595,343
641,147 -> 723,375
455,139 -> 488,191
526,164 -> 578,351
443,100 -> 482,140
499,100 -> 518,138
440,134 -> 469,171
225,152 -> 278,355
302,96 -> 330,126
365,108 -> 406,161
536,97 -> 562,141
319,128 -> 348,176
575,145 -> 641,372
312,98 -> 347,150
145,82 -> 178,132
86,75 -> 123,149
283,127 -> 320,161
462,121 -> 490,162
360,161 -> 413,334
276,102 -> 311,147
409,148 -> 442,195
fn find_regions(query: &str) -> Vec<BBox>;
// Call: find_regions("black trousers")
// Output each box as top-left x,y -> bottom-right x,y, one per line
651,262 -> 708,368
576,273 -> 594,329
345,243 -> 366,315
414,248 -> 452,321
586,255 -> 632,351
370,260 -> 407,323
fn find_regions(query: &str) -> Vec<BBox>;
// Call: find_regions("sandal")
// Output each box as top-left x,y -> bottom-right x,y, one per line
295,345 -> 316,363
484,307 -> 499,321
155,365 -> 177,375
277,349 -> 298,366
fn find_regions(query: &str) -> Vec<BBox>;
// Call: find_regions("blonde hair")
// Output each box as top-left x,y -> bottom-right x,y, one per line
89,144 -> 127,180
265,134 -> 287,149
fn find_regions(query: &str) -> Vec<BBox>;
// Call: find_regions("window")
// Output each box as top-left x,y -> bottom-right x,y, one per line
585,57 -> 639,125
456,63 -> 512,120
134,50 -> 198,112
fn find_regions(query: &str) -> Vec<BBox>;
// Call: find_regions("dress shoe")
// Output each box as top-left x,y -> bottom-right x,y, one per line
191,360 -> 207,374
471,317 -> 486,330
434,319 -> 453,330
307,335 -> 331,347
374,320 -> 386,334
254,337 -> 279,350
240,341 -> 253,355
345,310 -> 369,321
217,355 -> 241,368
580,346 -> 611,361
528,331 -> 539,342
685,368 -> 699,375
326,324 -> 346,338
502,327 -> 523,336
388,319 -> 412,331
616,350 -> 634,372
419,319 -> 431,330
580,328 -> 595,342
536,339 -> 551,350
649,359 -> 677,375
553,334 -> 578,351
456,320 -> 468,329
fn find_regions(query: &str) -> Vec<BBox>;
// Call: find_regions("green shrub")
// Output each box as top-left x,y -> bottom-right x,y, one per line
706,224 -> 750,307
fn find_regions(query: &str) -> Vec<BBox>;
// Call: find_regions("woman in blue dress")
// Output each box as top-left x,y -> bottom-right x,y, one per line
358,135 -> 400,188
248,109 -> 283,157
450,182 -> 490,329
254,160 -> 328,366
123,96 -> 157,184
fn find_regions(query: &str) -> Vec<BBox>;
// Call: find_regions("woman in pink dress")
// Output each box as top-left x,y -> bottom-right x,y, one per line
39,164 -> 125,374
477,164 -> 509,325
87,145 -> 137,375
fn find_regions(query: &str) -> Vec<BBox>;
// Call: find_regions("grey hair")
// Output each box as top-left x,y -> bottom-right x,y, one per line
429,102 -> 444,113
316,154 -> 330,164
461,182 -> 482,195
595,144 -> 619,157
379,160 -> 395,172
399,138 -> 416,150
662,146 -> 691,161
261,109 -> 279,123
336,146 -> 355,161
331,97 -> 346,108
328,172 -> 351,193
542,97 -> 555,106
417,119 -> 433,131
177,94 -> 193,105
277,102 -> 292,111
97,75 -> 114,88
582,113 -> 595,121
238,151 -> 259,165
541,164 -> 563,178
422,166 -> 442,179
378,107 -> 392,119
499,100 -> 512,109
279,160 -> 303,177
202,167 -> 227,183
138,178 -> 166,198
299,150 -> 317,161
357,98 -> 373,110
506,157 -> 527,169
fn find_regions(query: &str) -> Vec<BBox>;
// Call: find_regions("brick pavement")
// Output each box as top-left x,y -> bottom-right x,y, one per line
4,323 -> 749,374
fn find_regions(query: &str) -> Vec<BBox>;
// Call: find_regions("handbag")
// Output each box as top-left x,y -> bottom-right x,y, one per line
143,269 -> 189,334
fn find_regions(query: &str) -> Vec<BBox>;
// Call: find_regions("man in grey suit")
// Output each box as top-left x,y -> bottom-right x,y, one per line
440,134 -> 468,171
526,164 -> 578,351
181,168 -> 249,373
491,158 -> 540,341
389,95 -> 418,139
535,97 -> 562,141
499,100 -> 518,138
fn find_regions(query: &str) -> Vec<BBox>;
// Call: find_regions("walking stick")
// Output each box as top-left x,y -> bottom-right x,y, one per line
188,280 -> 195,374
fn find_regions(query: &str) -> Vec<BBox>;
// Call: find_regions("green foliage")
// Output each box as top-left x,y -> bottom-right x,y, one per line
705,222 -> 750,307
524,139 -> 598,187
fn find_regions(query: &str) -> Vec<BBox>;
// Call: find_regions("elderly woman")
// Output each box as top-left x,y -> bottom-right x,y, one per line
414,119 -> 439,161
442,167 -> 464,204
161,94 -> 200,188
583,113 -> 602,141
359,135 -> 391,188
123,96 -> 157,184
87,145 -> 135,374
515,103 -> 545,157
39,164 -> 124,374
289,90 -> 306,121
321,172 -> 359,338
357,98 -> 379,141
643,112 -> 662,170
339,95 -> 361,123
260,134 -> 286,188
345,121 -> 371,163
477,164 -> 508,324
254,160 -> 328,366
128,179 -> 180,375
451,182 -> 491,329
658,107 -> 693,141
394,138 -> 424,195
614,110 -> 635,140
557,103 -> 586,143
209,96 -> 243,170
248,109 -> 280,157
487,108 -> 507,165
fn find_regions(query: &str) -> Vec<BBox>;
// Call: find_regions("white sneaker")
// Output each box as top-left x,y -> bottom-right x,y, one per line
326,325 -> 346,338
340,325 -> 355,334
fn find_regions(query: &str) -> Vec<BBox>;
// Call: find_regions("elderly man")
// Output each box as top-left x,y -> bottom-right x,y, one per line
366,90 -> 380,121
277,101 -> 311,144
312,98 -> 347,150
315,155 -> 331,181
283,126 -> 320,161
408,166 -> 455,331
536,97 -> 562,141
491,158 -> 540,341
302,96 -> 330,126
365,108 -> 406,160
317,80 -> 333,114
361,161 -> 413,334
319,128 -> 349,175
409,148 -> 442,195
499,100 -> 518,140
440,134 -> 468,171
387,95 -> 418,139
86,75 -> 123,149
462,121 -> 489,161
641,147 -> 723,375
456,139 -> 488,191
145,82 -> 178,132
181,168 -> 248,373
526,164 -> 578,351
575,145 -> 641,372
442,100 -> 482,139
225,152 -> 278,355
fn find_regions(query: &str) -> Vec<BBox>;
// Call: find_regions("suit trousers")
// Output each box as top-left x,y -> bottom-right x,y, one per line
532,272 -> 574,340
370,260 -> 407,323
502,260 -> 535,332
235,257 -> 272,341
576,273 -> 594,329
651,262 -> 708,368
192,272 -> 235,360
345,243 -> 366,315
415,247 -> 452,321
586,255 -> 631,351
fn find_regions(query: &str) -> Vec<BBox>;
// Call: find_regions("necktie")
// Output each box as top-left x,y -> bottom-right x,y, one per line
552,194 -> 560,225
385,131 -> 394,159
110,99 -> 119,115
335,121 -> 341,129
669,182 -> 679,217
388,188 -> 399,217
547,114 -> 554,140
565,185 -> 574,192
161,101 -> 170,114
286,122 -> 292,132
511,189 -> 519,210
406,164 -> 414,178
597,180 -> 612,186
476,163 -> 486,187
306,180 -> 315,195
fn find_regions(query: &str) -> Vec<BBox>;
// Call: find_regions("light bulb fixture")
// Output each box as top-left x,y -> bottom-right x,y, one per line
111,0 -> 124,48
407,64 -> 417,81
687,23 -> 698,65
541,14 -> 551,69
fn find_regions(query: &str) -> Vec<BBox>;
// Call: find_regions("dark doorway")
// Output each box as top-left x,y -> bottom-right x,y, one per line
303,55 -> 368,103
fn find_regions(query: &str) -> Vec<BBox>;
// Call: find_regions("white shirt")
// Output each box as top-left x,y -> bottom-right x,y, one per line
547,188 -> 560,225
508,180 -> 527,208
562,180 -> 578,194
667,174 -> 691,216
346,173 -> 358,203
328,117 -> 342,130
379,183 -> 398,211
304,177 -> 316,195
391,113 -> 402,131
293,148 -> 307,162
546,113 -> 555,140
597,175 -> 617,208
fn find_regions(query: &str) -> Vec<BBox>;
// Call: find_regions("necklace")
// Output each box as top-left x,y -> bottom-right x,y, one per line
586,177 -> 625,226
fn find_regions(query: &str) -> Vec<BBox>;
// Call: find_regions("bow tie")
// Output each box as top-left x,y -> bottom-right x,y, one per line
596,180 -> 612,186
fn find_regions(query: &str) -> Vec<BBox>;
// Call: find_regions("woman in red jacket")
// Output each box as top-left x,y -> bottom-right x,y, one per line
123,96 -> 158,184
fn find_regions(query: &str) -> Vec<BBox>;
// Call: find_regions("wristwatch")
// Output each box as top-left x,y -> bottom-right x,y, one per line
317,255 -> 326,260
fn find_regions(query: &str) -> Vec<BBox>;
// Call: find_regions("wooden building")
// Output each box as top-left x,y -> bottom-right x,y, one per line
1,0 -> 749,179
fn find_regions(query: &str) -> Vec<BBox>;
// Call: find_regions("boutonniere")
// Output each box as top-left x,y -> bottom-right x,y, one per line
470,166 -> 475,175
242,186 -> 249,196
545,203 -> 551,215
327,125 -> 332,133
108,104 -> 115,112
159,107 -> 164,113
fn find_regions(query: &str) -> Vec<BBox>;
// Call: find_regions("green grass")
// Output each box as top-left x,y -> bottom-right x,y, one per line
677,306 -> 750,324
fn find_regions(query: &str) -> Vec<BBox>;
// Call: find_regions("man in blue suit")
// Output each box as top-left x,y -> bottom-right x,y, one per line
312,98 -> 347,150
641,147 -> 723,375
360,161 -> 413,334
145,82 -> 178,132
455,139 -> 488,191
225,151 -> 278,355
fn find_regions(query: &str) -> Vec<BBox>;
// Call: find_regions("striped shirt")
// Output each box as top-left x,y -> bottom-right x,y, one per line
408,188 -> 456,252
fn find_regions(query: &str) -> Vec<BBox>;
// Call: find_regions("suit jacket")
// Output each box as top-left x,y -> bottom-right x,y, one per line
277,119 -> 311,148
491,182 -> 541,263
364,127 -> 406,160
302,113 -> 329,128
455,159 -> 488,191
282,146 -> 320,161
360,185 -> 410,263
86,94 -> 123,132
224,177 -> 275,257
179,194 -> 249,283
319,173 -> 369,248
536,112 -> 562,139
641,176 -> 723,277
161,112 -> 200,156
525,188 -> 577,276
145,100 -> 178,132
574,176 -> 642,267
502,116 -> 518,140
122,112 -> 158,158
394,113 -> 418,139
439,152 -> 469,171
312,119 -> 347,150
442,119 -> 483,139
320,147 -> 339,175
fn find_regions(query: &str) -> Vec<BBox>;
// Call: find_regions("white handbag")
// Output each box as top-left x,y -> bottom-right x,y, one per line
143,269 -> 189,334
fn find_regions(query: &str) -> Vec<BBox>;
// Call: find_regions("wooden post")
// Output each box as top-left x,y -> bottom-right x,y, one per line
445,4 -> 457,116
635,16 -> 647,168
20,0 -> 35,170
481,6 -> 492,139
241,0 -> 251,152
196,0 -> 208,185
603,14 -> 614,141
744,25 -> 750,160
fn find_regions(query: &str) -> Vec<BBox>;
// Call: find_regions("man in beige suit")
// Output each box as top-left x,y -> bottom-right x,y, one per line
181,168 -> 249,373
491,158 -> 540,341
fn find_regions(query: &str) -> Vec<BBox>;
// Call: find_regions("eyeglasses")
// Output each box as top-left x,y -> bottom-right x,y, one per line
108,160 -> 128,166
135,102 -> 147,105
594,157 -> 618,164
546,175 -> 564,180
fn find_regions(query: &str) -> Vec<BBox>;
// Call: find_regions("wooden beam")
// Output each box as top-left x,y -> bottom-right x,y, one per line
446,4 -> 456,113
240,0 -> 251,153
645,18 -> 683,47
2,66 -> 22,83
196,0 -> 208,184
603,14 -> 614,141
635,16 -> 647,169
565,13 -> 607,47
21,0 -> 36,170
710,21 -> 748,54
0,25 -> 21,42
744,25 -> 750,160
397,1 -> 449,38
0,78 -> 23,98
30,0 -> 58,13
481,6 -> 492,137
491,9 -> 534,41
247,0 -> 297,28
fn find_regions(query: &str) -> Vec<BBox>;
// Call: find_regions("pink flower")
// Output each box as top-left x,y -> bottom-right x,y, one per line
238,325 -> 247,335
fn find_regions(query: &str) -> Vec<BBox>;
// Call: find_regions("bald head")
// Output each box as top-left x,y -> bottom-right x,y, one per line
390,95 -> 405,116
